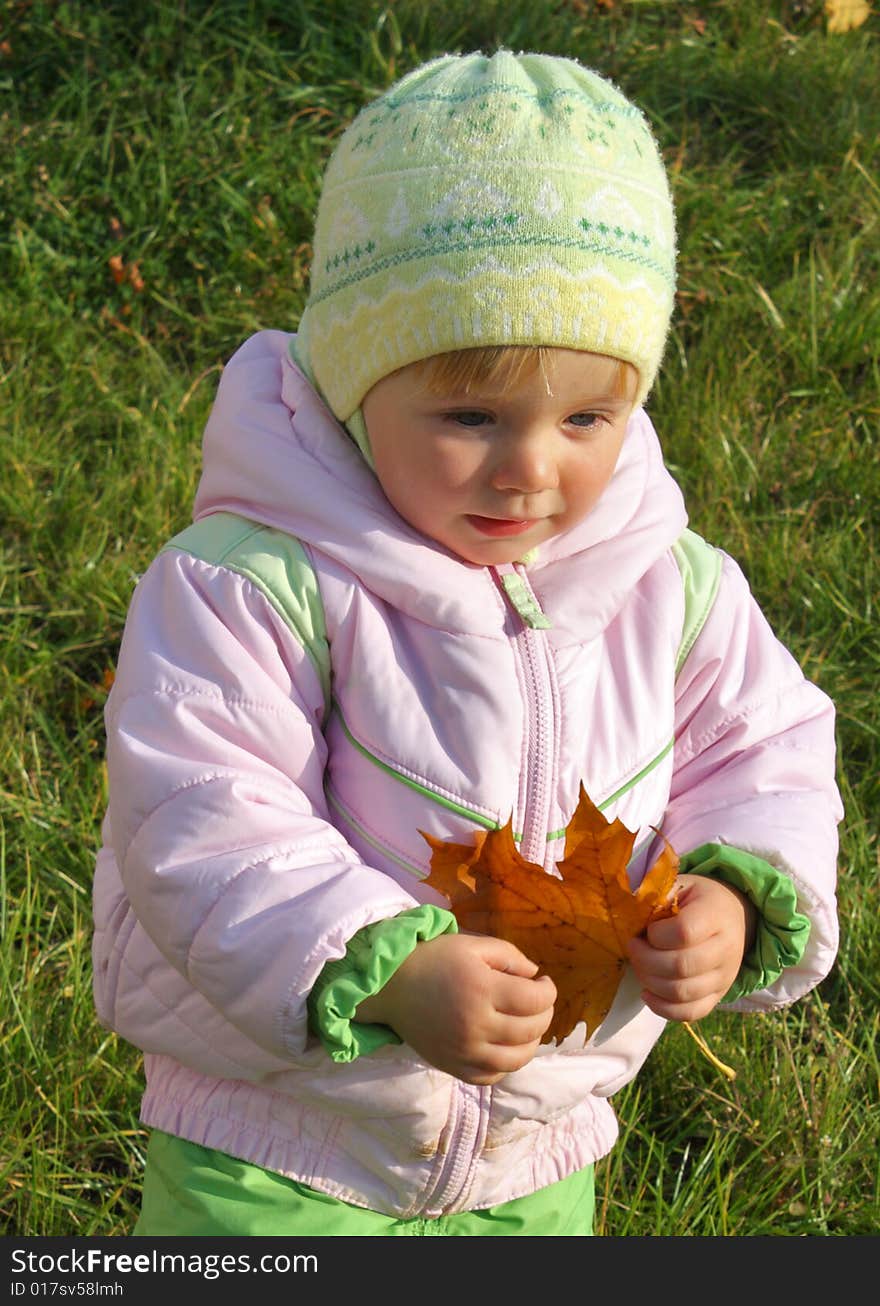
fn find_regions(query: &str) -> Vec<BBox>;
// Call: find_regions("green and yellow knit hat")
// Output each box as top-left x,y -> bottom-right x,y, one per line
295,49 -> 676,422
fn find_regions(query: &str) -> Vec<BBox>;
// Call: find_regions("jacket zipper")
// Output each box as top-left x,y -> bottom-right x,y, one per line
425,566 -> 556,1215
501,563 -> 557,868
425,1083 -> 491,1216
515,619 -> 557,868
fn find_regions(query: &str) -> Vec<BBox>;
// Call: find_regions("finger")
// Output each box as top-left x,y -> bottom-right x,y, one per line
474,935 -> 541,979
492,971 -> 557,1018
459,1036 -> 545,1084
488,1007 -> 555,1048
640,990 -> 723,1022
637,970 -> 721,1006
644,911 -> 717,950
628,935 -> 720,983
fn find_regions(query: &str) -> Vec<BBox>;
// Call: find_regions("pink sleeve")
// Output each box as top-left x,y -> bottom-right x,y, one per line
104,548 -> 420,1060
662,551 -> 842,1009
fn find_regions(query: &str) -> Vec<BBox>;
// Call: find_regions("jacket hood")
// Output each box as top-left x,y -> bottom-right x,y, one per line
192,330 -> 687,639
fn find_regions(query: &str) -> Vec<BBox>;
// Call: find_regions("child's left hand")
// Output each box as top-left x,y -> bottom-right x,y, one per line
626,874 -> 757,1022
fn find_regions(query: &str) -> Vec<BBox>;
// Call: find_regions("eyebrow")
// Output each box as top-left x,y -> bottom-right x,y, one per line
569,393 -> 632,407
430,383 -> 631,399
432,391 -> 633,407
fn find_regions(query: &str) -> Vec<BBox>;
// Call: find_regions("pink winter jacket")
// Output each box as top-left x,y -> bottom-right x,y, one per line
92,330 -> 841,1218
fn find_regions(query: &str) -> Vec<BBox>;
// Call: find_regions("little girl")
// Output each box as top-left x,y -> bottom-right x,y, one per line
93,50 -> 842,1236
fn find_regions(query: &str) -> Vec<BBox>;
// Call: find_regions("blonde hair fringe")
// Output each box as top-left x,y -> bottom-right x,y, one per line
414,347 -> 638,400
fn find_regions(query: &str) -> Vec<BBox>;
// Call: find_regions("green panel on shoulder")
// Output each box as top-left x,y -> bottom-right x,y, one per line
162,512 -> 331,711
671,528 -> 722,676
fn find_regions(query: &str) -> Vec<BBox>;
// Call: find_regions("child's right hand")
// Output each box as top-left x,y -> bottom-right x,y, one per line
354,933 -> 556,1085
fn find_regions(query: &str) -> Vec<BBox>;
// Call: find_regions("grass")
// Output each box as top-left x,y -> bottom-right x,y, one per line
1,0 -> 877,1236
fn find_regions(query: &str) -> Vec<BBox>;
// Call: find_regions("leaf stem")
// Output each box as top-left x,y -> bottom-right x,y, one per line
682,1020 -> 737,1081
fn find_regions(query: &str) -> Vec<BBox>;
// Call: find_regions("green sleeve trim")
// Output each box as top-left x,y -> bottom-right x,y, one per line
671,530 -> 723,676
679,843 -> 811,1002
162,512 -> 332,712
308,905 -> 458,1063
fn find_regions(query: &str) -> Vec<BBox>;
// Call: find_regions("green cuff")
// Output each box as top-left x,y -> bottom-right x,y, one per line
678,843 -> 811,1002
307,905 -> 458,1063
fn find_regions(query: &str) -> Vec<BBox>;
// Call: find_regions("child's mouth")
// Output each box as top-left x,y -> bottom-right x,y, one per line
466,515 -> 535,538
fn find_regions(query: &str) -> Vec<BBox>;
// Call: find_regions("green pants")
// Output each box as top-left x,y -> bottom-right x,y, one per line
135,1130 -> 594,1236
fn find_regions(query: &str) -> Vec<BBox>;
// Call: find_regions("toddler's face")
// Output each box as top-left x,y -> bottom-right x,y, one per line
361,348 -> 636,567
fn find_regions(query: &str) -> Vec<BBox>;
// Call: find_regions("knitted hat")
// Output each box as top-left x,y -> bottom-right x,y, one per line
295,49 -> 676,428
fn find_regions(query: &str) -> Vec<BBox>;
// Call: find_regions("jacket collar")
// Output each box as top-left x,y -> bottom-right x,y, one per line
193,331 -> 687,639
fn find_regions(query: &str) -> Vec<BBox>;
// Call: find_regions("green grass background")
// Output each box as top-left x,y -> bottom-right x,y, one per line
1,0 -> 877,1235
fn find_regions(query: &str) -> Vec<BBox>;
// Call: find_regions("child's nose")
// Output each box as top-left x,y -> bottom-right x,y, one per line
490,431 -> 557,494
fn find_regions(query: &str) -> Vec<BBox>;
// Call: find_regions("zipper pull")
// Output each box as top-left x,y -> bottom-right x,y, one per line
498,571 -> 552,630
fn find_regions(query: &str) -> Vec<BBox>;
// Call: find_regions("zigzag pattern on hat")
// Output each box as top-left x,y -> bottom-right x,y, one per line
297,51 -> 676,420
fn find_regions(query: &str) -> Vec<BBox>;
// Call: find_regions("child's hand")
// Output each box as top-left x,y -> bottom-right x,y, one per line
354,933 -> 557,1085
626,874 -> 757,1022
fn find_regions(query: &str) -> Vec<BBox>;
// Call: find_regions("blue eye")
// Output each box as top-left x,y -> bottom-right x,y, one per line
450,411 -> 491,427
569,412 -> 601,429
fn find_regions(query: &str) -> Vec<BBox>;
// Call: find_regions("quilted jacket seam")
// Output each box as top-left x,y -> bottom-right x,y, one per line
117,952 -> 260,1078
336,709 -> 501,823
107,685 -> 302,725
184,839 -> 351,985
675,676 -> 807,768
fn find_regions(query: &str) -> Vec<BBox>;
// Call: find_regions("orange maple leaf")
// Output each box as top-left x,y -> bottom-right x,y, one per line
422,785 -> 679,1045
